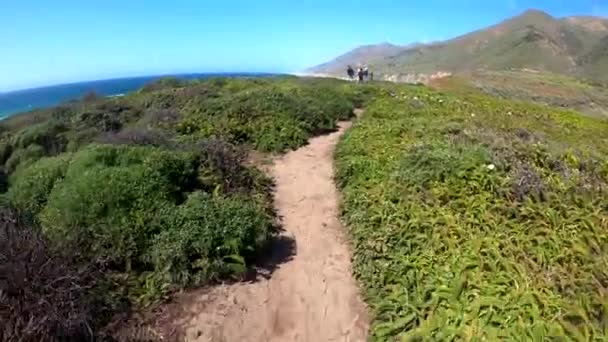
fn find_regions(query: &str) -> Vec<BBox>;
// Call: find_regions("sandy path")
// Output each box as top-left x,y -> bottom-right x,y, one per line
178,120 -> 368,342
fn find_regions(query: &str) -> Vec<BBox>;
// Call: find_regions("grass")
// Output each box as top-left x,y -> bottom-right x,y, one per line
0,76 -> 367,340
432,71 -> 608,120
335,83 -> 608,340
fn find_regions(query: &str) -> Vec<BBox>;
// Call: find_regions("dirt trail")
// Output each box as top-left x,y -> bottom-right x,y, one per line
176,119 -> 368,342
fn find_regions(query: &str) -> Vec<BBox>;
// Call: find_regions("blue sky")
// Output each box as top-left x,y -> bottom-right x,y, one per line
1,0 -> 607,91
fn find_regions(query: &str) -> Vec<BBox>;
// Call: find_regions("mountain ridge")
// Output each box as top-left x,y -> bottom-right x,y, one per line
307,9 -> 608,83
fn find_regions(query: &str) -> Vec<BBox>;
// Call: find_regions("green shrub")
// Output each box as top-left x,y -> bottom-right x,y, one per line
13,120 -> 68,154
176,82 -> 355,152
0,105 -> 74,133
73,101 -> 142,132
96,127 -> 170,147
1,120 -> 70,173
251,116 -> 308,151
140,77 -> 186,93
6,143 -> 272,306
286,86 -> 354,126
39,145 -> 198,263
7,154 -> 72,214
0,141 -> 12,164
142,192 -> 271,293
196,138 -> 269,194
4,144 -> 46,173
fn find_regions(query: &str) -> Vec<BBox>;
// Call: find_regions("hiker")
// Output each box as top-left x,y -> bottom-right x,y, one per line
357,68 -> 364,82
347,65 -> 355,80
370,71 -> 374,81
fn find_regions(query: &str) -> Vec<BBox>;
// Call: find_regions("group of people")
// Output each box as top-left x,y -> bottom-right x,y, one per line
346,65 -> 373,82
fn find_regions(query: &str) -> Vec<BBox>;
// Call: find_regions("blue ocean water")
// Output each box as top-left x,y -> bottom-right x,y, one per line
0,73 -> 278,119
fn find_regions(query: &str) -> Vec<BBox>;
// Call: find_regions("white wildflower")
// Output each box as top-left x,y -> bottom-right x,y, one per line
486,164 -> 496,170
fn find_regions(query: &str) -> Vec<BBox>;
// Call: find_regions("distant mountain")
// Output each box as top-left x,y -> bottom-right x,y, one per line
307,9 -> 608,83
306,42 -> 411,74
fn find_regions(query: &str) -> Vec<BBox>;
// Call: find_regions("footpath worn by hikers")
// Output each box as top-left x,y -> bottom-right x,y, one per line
159,115 -> 369,342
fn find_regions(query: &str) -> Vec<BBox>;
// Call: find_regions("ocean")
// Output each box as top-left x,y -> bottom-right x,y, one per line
0,73 -> 278,119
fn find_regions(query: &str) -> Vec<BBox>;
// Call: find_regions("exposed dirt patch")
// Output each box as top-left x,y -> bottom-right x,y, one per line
146,118 -> 368,342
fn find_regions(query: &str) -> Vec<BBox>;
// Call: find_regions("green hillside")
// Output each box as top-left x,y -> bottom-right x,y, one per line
0,76 -> 372,340
308,42 -> 406,75
3,75 -> 608,340
432,70 -> 608,119
309,10 -> 608,83
336,83 -> 608,340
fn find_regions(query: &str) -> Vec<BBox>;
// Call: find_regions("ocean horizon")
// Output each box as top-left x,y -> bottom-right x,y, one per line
0,72 -> 281,119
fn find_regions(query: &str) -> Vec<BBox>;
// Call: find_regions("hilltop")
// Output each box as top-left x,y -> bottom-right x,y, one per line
309,42 -> 408,75
307,9 -> 608,83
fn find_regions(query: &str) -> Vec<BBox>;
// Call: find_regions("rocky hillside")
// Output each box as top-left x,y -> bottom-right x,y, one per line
308,42 -> 405,75
308,9 -> 608,83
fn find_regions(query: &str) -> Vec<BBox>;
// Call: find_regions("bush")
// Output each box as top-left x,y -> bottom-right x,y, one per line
0,207 -> 104,341
96,128 -> 170,147
176,82 -> 355,152
250,116 -> 309,151
2,136 -> 276,333
0,142 -> 12,165
12,121 -> 68,155
143,192 -> 271,292
140,77 -> 186,93
137,108 -> 181,127
74,101 -> 142,134
8,143 -> 274,306
39,145 -> 199,266
4,144 -> 45,173
7,153 -> 72,215
1,119 -> 70,173
289,85 -> 355,122
0,105 -> 74,133
196,138 -> 266,193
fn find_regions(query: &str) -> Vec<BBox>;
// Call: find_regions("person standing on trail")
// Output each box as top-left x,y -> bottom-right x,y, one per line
347,65 -> 355,80
357,67 -> 364,82
370,71 -> 374,81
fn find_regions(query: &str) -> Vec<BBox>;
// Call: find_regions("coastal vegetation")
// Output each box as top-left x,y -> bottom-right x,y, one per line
2,73 -> 608,340
335,83 -> 608,340
0,76 -> 372,340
